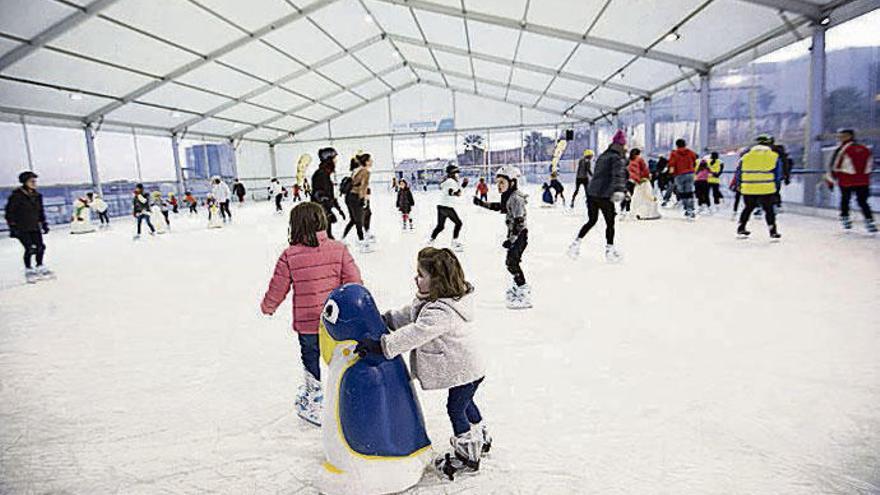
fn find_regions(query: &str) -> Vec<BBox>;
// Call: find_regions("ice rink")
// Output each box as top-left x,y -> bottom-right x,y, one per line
1,187 -> 878,494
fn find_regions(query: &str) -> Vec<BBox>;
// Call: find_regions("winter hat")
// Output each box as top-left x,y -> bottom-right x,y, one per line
611,129 -> 627,146
583,149 -> 594,157
18,171 -> 37,184
318,147 -> 337,162
495,165 -> 521,182
446,164 -> 460,176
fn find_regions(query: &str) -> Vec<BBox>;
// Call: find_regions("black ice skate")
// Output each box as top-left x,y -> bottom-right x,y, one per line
769,225 -> 782,241
737,224 -> 751,238
434,430 -> 482,480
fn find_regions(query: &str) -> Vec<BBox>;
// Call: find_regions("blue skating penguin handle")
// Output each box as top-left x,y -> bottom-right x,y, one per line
318,284 -> 432,495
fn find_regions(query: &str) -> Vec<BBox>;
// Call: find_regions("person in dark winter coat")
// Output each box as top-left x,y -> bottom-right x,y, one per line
570,150 -> 593,207
568,130 -> 628,262
232,179 -> 246,203
310,147 -> 345,239
5,171 -> 53,282
132,183 -> 156,238
396,179 -> 415,230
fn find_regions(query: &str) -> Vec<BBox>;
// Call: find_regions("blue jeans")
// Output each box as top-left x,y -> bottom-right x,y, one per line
298,334 -> 320,380
674,173 -> 695,213
136,213 -> 155,234
447,377 -> 484,436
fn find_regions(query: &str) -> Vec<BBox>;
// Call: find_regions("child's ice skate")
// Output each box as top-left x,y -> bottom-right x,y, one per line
295,372 -> 323,427
604,244 -> 622,263
434,430 -> 483,481
472,423 -> 492,455
358,239 -> 375,254
451,239 -> 464,252
506,284 -> 532,309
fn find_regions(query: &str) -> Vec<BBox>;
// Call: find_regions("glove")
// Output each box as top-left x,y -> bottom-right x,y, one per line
461,177 -> 469,188
42,223 -> 49,234
612,191 -> 625,202
784,178 -> 791,186
502,239 -> 511,249
355,338 -> 383,357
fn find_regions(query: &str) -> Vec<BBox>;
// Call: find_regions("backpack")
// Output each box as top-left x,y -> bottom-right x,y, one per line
339,176 -> 353,195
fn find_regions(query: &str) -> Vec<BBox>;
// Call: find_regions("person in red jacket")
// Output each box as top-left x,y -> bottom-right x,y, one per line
825,128 -> 876,233
260,202 -> 362,426
475,177 -> 489,202
667,139 -> 698,219
621,148 -> 649,216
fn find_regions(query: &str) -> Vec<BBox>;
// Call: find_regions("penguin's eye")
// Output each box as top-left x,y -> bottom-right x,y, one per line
323,300 -> 339,325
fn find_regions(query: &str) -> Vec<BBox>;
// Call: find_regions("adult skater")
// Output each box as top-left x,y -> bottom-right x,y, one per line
825,128 -> 876,233
429,164 -> 465,251
232,178 -> 246,203
474,165 -> 531,308
270,178 -> 284,213
132,183 -> 156,239
88,192 -> 110,228
567,130 -> 628,262
341,153 -> 372,250
211,177 -> 232,223
667,138 -> 698,219
4,171 -> 53,283
706,151 -> 724,210
737,134 -> 783,240
311,147 -> 345,239
570,149 -> 593,207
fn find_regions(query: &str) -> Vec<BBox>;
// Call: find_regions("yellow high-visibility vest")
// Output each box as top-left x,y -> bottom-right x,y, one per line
740,146 -> 779,195
707,159 -> 723,184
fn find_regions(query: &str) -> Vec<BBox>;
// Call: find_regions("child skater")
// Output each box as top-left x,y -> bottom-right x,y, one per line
694,159 -> 712,214
354,247 -> 489,480
150,191 -> 170,230
184,191 -> 198,214
473,166 -> 531,309
476,177 -> 488,202
429,164 -> 465,251
261,202 -> 362,426
87,192 -> 110,228
397,179 -> 415,231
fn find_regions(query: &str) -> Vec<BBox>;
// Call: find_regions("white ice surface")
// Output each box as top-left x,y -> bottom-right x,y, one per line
1,188 -> 878,494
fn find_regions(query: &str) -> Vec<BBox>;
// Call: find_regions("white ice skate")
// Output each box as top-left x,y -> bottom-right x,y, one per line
451,239 -> 464,252
35,266 -> 55,281
434,430 -> 483,481
294,372 -> 323,427
506,284 -> 532,310
567,238 -> 582,259
357,239 -> 375,254
472,423 -> 492,456
25,268 -> 39,284
605,244 -> 622,263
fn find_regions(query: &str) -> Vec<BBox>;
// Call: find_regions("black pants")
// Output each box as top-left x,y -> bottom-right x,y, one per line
431,206 -> 462,240
97,211 -> 110,224
740,194 -> 776,227
571,178 -> 589,203
709,183 -> 723,204
621,182 -> 635,212
16,230 -> 45,269
343,193 -> 365,240
298,334 -> 320,381
219,201 -> 231,221
237,193 -> 245,203
506,230 -> 528,286
695,181 -> 710,206
274,194 -> 283,212
447,377 -> 484,436
578,197 -> 616,245
732,191 -> 742,212
161,210 -> 170,226
840,185 -> 873,220
172,204 -> 178,214
189,203 -> 197,214
364,203 -> 372,232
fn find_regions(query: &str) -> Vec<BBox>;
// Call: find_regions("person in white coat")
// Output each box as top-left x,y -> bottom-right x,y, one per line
87,192 -> 110,228
270,178 -> 284,213
211,176 -> 232,223
429,164 -> 466,251
355,247 -> 489,481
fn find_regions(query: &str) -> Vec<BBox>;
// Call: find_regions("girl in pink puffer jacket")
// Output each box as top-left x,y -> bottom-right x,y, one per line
261,202 -> 362,426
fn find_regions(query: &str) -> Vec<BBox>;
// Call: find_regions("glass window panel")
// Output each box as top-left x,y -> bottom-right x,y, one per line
28,125 -> 90,185
0,121 -> 30,187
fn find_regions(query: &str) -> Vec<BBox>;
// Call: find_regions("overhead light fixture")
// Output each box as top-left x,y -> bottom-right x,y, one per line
820,16 -> 830,26
69,92 -> 83,101
665,31 -> 681,42
364,15 -> 374,23
392,51 -> 400,58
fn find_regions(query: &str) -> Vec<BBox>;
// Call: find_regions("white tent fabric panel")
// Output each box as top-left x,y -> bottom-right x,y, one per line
0,0 -> 74,41
215,103 -> 281,125
134,133 -> 176,181
538,96 -> 574,114
296,104 -> 338,122
0,37 -> 20,58
176,62 -> 265,99
94,130 -> 139,181
395,43 -> 437,68
522,107 -> 566,126
317,56 -> 372,86
591,0 -> 706,48
0,79 -> 113,116
412,68 -> 445,84
292,123 -> 329,141
509,68 -> 555,91
50,17 -> 199,77
464,0 -> 527,21
102,0 -> 242,56
617,58 -> 682,94
472,58 -> 513,83
588,86 -> 636,108
525,0 -> 607,34
382,67 -> 417,88
195,0 -> 294,32
547,77 -> 593,99
309,0 -> 383,48
5,50 -> 155,97
332,136 -> 393,171
0,121 -> 30,186
475,81 -> 508,100
390,84 -> 453,130
241,128 -> 285,141
246,87 -> 310,111
235,141 -> 272,179
413,9 -> 468,50
466,20 -> 521,60
454,91 -> 521,129
328,98 -> 390,137
27,124 -> 90,185
563,44 -> 636,81
104,104 -> 199,129
571,103 -> 603,121
262,18 -> 341,65
218,42 -> 305,83
273,115 -> 316,132
515,31 -> 577,70
137,83 -> 230,114
355,40 -> 401,73
433,51 -> 474,76
322,91 -> 364,111
363,0 -> 424,39
187,118 -> 247,136
351,78 -> 392,99
283,71 -> 338,100
445,74 -> 475,92
506,88 -> 540,107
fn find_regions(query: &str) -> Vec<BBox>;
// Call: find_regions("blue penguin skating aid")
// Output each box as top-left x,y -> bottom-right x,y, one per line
317,284 -> 432,494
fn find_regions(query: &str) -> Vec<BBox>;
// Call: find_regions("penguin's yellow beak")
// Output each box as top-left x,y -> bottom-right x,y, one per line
319,320 -> 337,365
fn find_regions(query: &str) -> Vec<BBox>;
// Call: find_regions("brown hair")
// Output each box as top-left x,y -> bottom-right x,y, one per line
288,202 -> 328,247
417,247 -> 471,300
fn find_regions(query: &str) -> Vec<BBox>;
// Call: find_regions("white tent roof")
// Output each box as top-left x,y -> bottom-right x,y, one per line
0,0 -> 871,144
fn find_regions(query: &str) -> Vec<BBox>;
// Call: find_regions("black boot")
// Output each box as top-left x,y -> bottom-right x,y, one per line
737,224 -> 751,238
769,224 -> 781,240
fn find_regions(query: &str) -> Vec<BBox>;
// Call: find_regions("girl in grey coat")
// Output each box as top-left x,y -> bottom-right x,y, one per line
355,247 -> 489,480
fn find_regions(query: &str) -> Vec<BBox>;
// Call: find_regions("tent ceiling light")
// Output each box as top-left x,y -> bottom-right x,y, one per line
69,92 -> 83,101
665,31 -> 681,42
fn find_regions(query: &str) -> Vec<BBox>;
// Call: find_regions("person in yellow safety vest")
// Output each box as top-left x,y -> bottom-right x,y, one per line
705,151 -> 724,209
736,134 -> 783,240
